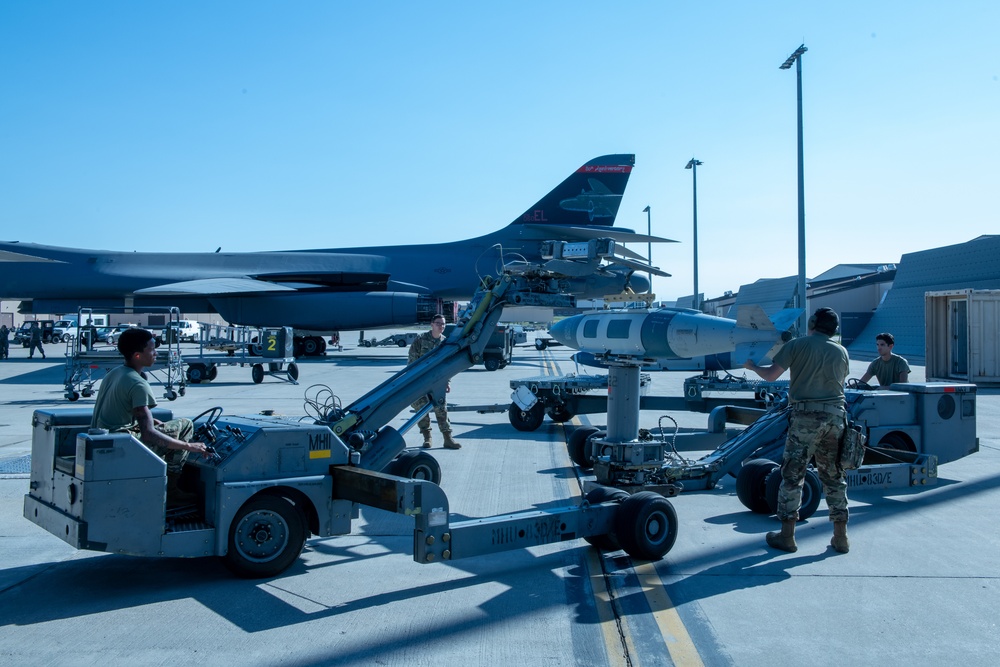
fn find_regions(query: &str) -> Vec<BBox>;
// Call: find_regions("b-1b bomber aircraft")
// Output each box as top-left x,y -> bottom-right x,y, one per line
0,154 -> 669,338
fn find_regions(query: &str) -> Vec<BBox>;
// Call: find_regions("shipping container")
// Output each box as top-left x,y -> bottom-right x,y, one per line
925,289 -> 1000,385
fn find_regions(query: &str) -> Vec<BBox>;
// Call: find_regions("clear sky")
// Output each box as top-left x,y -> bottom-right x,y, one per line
2,2 -> 997,301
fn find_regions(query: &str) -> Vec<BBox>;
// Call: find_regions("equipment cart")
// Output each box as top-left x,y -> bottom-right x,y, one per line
183,325 -> 298,385
63,307 -> 185,402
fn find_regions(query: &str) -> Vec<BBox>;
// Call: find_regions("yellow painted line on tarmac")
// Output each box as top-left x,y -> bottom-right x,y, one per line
634,561 -> 705,667
585,546 -> 632,667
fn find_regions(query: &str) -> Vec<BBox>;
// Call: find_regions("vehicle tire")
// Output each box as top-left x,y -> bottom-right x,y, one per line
362,340 -> 371,348
736,458 -> 779,513
615,491 -> 678,560
287,362 -> 299,381
388,450 -> 442,485
567,426 -> 599,470
508,401 -> 545,432
484,358 -> 501,371
225,495 -> 307,578
207,365 -> 218,381
251,364 -> 264,384
535,339 -> 547,351
186,364 -> 206,384
584,486 -> 629,552
397,339 -> 407,347
547,404 -> 574,423
765,467 -> 823,520
302,337 -> 319,355
877,432 -> 916,453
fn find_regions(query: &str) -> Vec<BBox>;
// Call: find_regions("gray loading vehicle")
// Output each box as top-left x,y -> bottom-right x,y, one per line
24,268 -> 680,578
567,364 -> 978,520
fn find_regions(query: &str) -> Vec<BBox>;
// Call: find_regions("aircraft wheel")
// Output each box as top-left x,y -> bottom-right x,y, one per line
484,358 -> 501,371
207,365 -> 218,381
509,402 -> 544,432
387,450 -> 442,484
567,426 -> 599,470
251,364 -> 264,384
736,458 -> 779,513
225,495 -> 307,579
287,362 -> 299,382
765,467 -> 822,520
186,364 -> 206,384
615,492 -> 678,560
583,486 -> 629,552
302,337 -> 319,355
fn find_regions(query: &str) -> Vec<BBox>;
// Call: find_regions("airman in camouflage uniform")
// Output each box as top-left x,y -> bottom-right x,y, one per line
745,307 -> 851,554
408,315 -> 461,449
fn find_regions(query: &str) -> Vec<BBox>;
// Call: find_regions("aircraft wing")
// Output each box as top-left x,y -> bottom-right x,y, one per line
135,277 -> 299,296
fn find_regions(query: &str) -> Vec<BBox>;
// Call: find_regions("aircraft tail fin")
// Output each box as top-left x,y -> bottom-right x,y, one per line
512,154 -> 634,227
734,304 -> 773,330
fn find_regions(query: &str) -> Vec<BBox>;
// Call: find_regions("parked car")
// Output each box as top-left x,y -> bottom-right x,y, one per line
105,324 -> 139,347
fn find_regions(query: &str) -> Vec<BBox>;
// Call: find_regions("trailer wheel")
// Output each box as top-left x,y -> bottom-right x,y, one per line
568,427 -> 599,470
584,486 -> 629,552
207,365 -> 218,381
287,362 -> 299,381
615,492 -> 678,560
877,432 -> 916,453
547,404 -> 574,423
165,389 -> 178,401
225,495 -> 306,578
535,339 -> 547,351
765,467 -> 822,520
186,364 -> 206,384
397,339 -> 407,347
736,459 -> 778,513
509,402 -> 545,431
389,450 -> 442,484
484,358 -> 501,371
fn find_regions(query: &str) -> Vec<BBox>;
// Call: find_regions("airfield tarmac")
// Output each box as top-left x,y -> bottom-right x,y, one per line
1,336 -> 998,667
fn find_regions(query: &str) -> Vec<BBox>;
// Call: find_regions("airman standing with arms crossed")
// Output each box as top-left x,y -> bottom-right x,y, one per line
408,314 -> 461,450
859,332 -> 910,387
744,307 -> 852,553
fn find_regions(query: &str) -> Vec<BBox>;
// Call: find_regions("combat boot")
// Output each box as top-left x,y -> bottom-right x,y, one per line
421,429 -> 433,449
442,432 -> 462,450
831,521 -> 850,553
166,473 -> 198,509
766,518 -> 798,553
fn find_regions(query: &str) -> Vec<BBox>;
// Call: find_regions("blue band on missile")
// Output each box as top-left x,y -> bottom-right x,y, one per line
640,310 -> 681,359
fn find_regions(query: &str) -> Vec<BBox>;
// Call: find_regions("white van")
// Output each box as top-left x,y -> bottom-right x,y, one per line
161,320 -> 201,343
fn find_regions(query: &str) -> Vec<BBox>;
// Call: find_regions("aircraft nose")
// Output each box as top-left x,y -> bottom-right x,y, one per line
548,317 -> 578,348
629,273 -> 651,293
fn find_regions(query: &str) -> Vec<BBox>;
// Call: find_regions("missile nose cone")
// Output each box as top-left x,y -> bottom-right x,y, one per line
629,273 -> 651,293
549,317 -> 578,348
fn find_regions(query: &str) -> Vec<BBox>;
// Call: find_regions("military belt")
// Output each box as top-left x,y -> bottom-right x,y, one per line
791,401 -> 845,416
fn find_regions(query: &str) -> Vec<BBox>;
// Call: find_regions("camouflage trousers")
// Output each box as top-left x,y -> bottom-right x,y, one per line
128,417 -> 195,475
776,410 -> 848,523
412,397 -> 452,434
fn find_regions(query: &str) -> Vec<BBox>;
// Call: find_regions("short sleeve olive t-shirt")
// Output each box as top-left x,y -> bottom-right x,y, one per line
91,365 -> 157,431
772,333 -> 850,404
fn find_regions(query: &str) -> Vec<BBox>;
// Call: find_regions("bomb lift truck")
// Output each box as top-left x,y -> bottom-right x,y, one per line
24,265 -> 679,578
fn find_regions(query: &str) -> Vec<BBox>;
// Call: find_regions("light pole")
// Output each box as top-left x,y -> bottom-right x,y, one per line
780,44 -> 808,332
642,205 -> 652,295
684,158 -> 702,311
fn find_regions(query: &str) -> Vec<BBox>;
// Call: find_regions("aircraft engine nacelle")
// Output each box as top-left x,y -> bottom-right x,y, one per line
209,292 -> 438,330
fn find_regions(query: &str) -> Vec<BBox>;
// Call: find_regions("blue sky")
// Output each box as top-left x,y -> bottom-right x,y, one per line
2,2 -> 997,300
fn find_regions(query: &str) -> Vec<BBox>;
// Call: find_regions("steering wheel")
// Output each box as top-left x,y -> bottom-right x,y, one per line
846,378 -> 874,391
192,406 -> 223,443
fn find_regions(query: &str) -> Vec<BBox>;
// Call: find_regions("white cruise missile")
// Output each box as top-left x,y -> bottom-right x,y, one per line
548,305 -> 801,371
